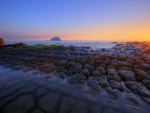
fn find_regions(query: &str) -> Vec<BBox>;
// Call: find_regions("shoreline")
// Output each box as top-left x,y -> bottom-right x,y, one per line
0,41 -> 150,112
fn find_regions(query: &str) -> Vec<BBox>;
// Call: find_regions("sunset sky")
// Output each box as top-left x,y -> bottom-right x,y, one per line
0,0 -> 150,41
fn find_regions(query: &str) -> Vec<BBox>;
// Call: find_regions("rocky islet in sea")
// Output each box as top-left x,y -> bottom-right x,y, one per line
0,41 -> 150,113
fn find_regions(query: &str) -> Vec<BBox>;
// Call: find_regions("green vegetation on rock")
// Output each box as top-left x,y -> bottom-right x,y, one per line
6,44 -> 61,50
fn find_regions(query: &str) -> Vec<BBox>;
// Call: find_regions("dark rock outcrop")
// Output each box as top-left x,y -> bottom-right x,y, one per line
0,38 -> 4,47
50,36 -> 61,41
5,42 -> 27,48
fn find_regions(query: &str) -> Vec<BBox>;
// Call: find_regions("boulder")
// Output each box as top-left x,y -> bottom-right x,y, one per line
38,63 -> 55,73
97,77 -> 110,87
107,68 -> 117,75
0,38 -> 4,46
80,69 -> 90,77
118,70 -> 136,81
142,79 -> 150,85
125,81 -> 150,98
57,72 -> 66,79
140,96 -> 150,105
87,77 -> 102,91
67,73 -> 85,84
125,93 -> 140,104
105,87 -> 122,99
134,69 -> 150,80
112,74 -> 122,82
71,63 -> 83,73
140,63 -> 150,71
87,76 -> 99,86
56,66 -> 65,72
92,70 -> 101,77
109,80 -> 123,90
96,66 -> 106,74
58,60 -> 68,67
66,61 -> 75,69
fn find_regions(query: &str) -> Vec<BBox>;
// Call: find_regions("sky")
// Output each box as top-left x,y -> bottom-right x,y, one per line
0,0 -> 150,41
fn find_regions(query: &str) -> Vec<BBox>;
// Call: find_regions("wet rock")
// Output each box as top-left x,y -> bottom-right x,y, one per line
22,67 -> 33,72
96,66 -> 105,74
91,85 -> 102,91
119,54 -> 127,61
75,84 -> 85,89
67,73 -> 85,84
4,80 -> 21,89
36,88 -> 47,96
57,72 -> 66,79
32,109 -> 44,113
105,86 -> 122,99
39,92 -> 61,113
109,80 -> 123,90
142,79 -> 150,86
19,84 -> 37,93
80,69 -> 90,77
92,70 -> 101,77
102,108 -> 119,113
3,94 -> 34,113
112,74 -> 122,82
58,97 -> 77,113
140,63 -> 150,71
9,42 -> 27,48
0,82 -> 27,99
90,106 -> 102,113
136,60 -> 144,64
125,93 -> 140,104
11,65 -> 24,70
44,74 -> 53,79
66,61 -> 75,69
39,63 -> 55,73
84,63 -> 95,72
134,69 -> 150,80
125,105 -> 140,113
0,91 -> 21,108
107,68 -> 117,75
87,76 -> 99,86
107,75 -> 113,80
125,81 -> 150,98
119,67 -> 131,71
104,98 -> 120,109
118,70 -> 136,81
69,45 -> 76,50
72,63 -> 83,73
70,101 -> 87,113
58,60 -> 68,67
56,66 -> 65,72
140,96 -> 150,105
97,77 -> 110,87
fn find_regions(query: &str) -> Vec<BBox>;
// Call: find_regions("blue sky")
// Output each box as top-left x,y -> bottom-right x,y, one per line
0,0 -> 150,41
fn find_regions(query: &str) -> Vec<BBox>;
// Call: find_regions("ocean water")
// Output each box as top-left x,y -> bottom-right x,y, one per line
5,41 -> 121,50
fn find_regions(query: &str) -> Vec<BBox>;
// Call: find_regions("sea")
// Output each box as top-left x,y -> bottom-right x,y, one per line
5,41 -> 122,50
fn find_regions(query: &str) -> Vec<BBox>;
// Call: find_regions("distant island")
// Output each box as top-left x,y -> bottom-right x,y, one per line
50,36 -> 61,41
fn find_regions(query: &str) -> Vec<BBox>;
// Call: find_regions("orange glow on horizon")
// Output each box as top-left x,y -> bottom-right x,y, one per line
6,16 -> 150,42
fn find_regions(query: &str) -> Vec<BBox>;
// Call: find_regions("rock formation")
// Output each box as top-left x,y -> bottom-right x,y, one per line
0,38 -> 4,47
50,36 -> 61,41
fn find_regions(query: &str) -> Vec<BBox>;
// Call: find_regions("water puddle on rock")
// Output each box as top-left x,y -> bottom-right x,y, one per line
0,66 -> 150,113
